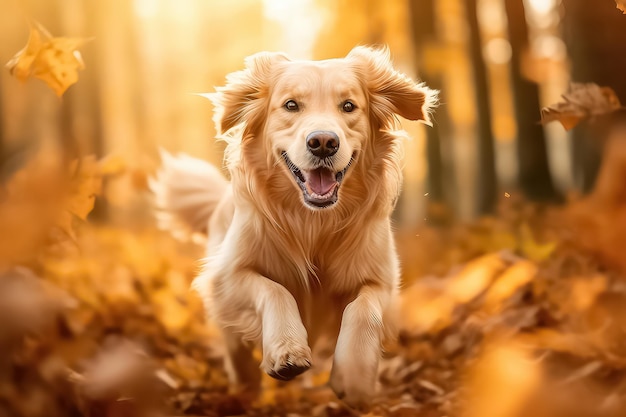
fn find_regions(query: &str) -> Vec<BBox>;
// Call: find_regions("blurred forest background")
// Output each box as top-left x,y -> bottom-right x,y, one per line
3,0 -> 624,224
4,1 -> 626,417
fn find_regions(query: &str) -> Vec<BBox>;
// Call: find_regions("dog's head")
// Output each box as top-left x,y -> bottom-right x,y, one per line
211,46 -> 437,210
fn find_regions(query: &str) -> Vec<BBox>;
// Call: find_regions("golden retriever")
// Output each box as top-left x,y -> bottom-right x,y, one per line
151,45 -> 437,409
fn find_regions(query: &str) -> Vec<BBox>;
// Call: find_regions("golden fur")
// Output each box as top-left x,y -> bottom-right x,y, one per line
151,46 -> 437,409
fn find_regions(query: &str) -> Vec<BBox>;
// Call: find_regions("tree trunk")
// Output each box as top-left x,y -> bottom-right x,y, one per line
504,0 -> 559,201
408,0 -> 446,204
562,0 -> 626,192
465,0 -> 498,213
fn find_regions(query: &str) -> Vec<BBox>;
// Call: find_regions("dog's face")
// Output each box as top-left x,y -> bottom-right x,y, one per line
211,46 -> 436,210
266,61 -> 367,208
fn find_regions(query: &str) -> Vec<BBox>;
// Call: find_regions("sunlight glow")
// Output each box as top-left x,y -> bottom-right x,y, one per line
532,35 -> 566,60
484,38 -> 512,64
262,0 -> 325,59
133,0 -> 159,19
526,0 -> 555,15
526,0 -> 556,15
524,0 -> 558,29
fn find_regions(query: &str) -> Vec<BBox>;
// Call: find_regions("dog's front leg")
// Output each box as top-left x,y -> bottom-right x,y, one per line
329,284 -> 391,409
226,270 -> 312,381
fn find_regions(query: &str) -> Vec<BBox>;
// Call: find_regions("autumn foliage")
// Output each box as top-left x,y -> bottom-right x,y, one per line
4,10 -> 626,417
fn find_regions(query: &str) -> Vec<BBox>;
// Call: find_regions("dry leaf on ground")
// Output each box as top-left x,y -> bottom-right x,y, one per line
5,21 -> 91,96
400,252 -> 511,333
540,83 -> 622,130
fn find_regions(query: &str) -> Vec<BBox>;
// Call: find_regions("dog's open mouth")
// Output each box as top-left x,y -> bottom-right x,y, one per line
281,152 -> 354,209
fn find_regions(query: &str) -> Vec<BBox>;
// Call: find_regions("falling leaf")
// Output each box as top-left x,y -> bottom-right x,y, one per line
32,37 -> 90,96
540,83 -> 622,130
617,0 -> 626,14
5,21 -> 91,96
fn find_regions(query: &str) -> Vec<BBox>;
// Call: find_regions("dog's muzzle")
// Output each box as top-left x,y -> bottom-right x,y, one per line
281,151 -> 354,209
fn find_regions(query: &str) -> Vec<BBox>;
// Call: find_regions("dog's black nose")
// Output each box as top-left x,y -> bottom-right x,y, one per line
306,131 -> 339,158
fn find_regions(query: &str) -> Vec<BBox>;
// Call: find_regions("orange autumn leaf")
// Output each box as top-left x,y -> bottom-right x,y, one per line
400,253 -> 510,333
67,156 -> 102,221
5,21 -> 92,96
541,83 -> 622,131
480,260 -> 537,314
617,0 -> 626,14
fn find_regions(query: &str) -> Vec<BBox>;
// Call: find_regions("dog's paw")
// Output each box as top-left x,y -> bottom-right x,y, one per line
329,366 -> 375,411
262,340 -> 312,381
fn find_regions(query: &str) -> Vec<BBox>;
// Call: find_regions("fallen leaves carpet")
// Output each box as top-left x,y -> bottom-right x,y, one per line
3,189 -> 626,417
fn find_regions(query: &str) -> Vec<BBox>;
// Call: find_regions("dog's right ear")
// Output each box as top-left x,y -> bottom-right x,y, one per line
211,52 -> 289,135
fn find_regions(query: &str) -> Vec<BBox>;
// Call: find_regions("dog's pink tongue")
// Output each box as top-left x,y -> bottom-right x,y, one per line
308,168 -> 336,195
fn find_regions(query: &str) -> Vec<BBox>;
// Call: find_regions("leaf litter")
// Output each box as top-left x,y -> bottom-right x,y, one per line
2,149 -> 626,417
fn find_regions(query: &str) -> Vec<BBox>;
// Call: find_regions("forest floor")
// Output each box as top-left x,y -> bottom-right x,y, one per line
2,154 -> 626,417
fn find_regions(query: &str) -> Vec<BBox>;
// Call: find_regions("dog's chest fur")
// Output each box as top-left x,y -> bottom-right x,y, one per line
245,208 -> 395,293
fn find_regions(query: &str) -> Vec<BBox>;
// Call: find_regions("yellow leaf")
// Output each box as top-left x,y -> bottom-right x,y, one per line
519,224 -> 556,262
32,37 -> 91,96
5,21 -> 91,96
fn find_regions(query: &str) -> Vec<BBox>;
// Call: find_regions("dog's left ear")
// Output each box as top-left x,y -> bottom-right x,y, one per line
348,46 -> 438,127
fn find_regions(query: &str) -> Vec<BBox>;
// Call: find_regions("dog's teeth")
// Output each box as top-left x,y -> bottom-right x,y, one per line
310,188 -> 335,199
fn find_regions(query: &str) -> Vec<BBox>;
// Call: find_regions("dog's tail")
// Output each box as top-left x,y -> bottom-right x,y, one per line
149,150 -> 229,240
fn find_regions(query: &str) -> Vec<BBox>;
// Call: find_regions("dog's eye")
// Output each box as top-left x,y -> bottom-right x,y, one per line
284,100 -> 299,112
342,101 -> 356,113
